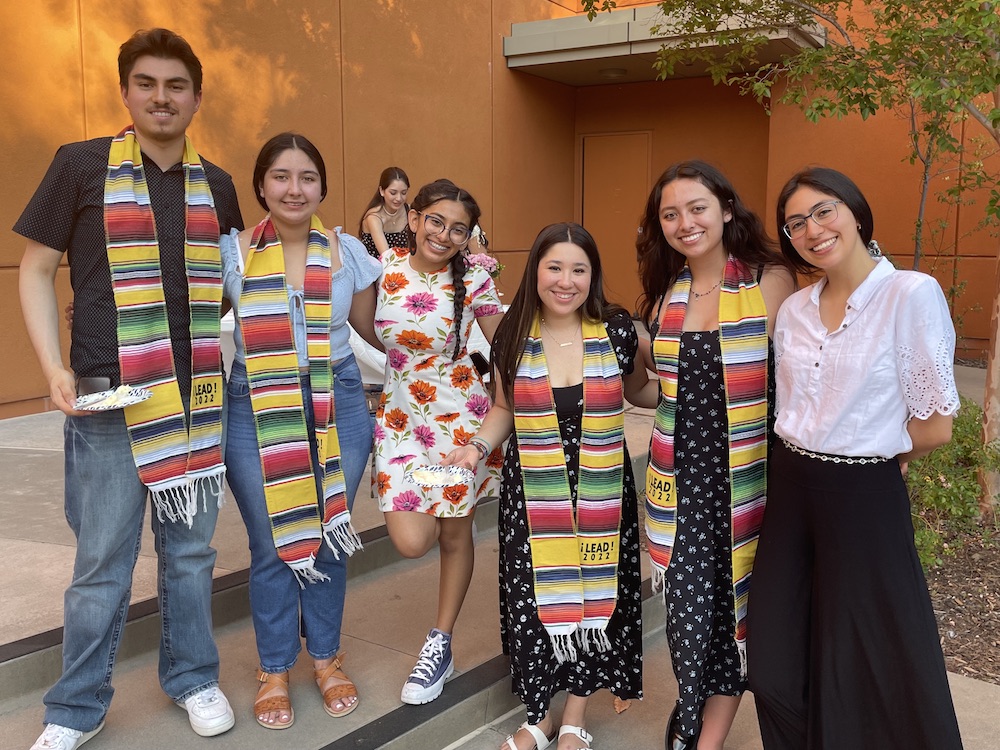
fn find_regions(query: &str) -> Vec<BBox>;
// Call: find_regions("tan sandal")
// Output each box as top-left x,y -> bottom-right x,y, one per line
314,653 -> 360,718
254,669 -> 294,730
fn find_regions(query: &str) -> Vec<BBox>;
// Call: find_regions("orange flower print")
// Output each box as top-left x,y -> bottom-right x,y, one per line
435,412 -> 460,423
486,448 -> 504,468
414,356 -> 438,372
442,484 -> 469,505
395,329 -> 433,351
452,426 -> 475,446
381,272 -> 409,294
393,246 -> 411,258
385,408 -> 408,432
376,471 -> 392,497
408,380 -> 437,404
450,365 -> 474,390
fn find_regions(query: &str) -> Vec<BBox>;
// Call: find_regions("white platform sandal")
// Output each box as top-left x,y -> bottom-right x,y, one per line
558,724 -> 594,749
502,721 -> 554,750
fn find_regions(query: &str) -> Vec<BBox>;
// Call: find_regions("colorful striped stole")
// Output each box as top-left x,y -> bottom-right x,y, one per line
646,256 -> 768,675
513,315 -> 625,663
239,214 -> 361,584
105,126 -> 224,526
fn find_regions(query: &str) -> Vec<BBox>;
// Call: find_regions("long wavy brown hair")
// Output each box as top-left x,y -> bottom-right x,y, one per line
635,160 -> 790,326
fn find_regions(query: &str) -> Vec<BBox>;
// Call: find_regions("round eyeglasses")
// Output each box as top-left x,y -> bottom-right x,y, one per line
418,211 -> 472,246
782,200 -> 844,239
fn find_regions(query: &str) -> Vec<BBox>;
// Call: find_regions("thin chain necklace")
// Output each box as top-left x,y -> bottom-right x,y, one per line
381,205 -> 402,223
540,318 -> 578,347
691,278 -> 722,299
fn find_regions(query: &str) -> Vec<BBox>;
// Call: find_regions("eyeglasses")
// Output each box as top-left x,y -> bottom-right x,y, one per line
417,211 -> 472,246
782,200 -> 844,239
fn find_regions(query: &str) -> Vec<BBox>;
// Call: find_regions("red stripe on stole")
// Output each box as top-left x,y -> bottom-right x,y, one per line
279,539 -> 317,560
542,604 -> 584,621
140,455 -> 189,484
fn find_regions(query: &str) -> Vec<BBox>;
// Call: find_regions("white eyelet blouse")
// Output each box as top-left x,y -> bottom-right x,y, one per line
774,257 -> 960,458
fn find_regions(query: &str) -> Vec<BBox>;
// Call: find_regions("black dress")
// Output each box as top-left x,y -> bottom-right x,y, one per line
360,227 -> 409,259
665,330 -> 746,736
498,312 -> 643,724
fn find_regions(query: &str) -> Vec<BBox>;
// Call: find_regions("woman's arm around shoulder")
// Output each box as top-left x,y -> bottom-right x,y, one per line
759,264 -> 797,337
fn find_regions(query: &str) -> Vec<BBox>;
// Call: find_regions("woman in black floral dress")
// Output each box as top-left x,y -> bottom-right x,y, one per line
628,162 -> 794,750
445,223 -> 648,750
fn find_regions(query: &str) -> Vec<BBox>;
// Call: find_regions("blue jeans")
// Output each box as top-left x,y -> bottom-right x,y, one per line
224,355 -> 372,671
44,410 -> 222,732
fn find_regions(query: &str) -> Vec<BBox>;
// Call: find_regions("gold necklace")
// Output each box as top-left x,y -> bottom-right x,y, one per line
691,278 -> 722,299
540,319 -> 578,347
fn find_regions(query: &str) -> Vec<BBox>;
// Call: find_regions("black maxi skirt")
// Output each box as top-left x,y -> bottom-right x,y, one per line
747,440 -> 963,750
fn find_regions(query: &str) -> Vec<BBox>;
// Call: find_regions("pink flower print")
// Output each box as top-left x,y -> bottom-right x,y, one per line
389,453 -> 416,466
403,292 -> 438,316
413,425 -> 436,449
392,490 -> 421,511
474,303 -> 501,318
375,318 -> 397,329
373,423 -> 386,442
466,394 -> 491,419
388,349 -> 409,371
472,279 -> 493,299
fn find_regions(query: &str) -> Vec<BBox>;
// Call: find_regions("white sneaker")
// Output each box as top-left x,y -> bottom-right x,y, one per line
177,686 -> 235,737
29,722 -> 104,750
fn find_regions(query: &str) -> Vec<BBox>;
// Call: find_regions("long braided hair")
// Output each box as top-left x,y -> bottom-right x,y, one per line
407,178 -> 482,361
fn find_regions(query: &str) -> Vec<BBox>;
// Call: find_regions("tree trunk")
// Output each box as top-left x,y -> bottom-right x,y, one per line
980,251 -> 1000,516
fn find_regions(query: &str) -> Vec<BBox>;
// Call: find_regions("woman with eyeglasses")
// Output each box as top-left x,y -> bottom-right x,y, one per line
358,166 -> 410,259
372,178 -> 504,706
747,167 -> 963,750
627,161 -> 795,750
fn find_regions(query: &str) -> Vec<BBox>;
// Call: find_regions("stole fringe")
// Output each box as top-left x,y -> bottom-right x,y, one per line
738,639 -> 748,679
551,633 -> 578,664
292,563 -> 331,589
549,626 -> 611,664
651,565 -> 665,596
151,472 -> 225,528
323,520 -> 364,560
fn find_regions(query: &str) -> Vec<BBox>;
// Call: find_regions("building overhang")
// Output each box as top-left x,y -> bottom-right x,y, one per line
503,6 -> 824,86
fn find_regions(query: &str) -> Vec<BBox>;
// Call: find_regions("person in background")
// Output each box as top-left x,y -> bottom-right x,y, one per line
221,132 -> 381,730
372,178 -> 503,706
445,222 -> 646,750
16,28 -> 242,749
627,161 -> 794,750
359,166 -> 410,259
747,167 -> 963,750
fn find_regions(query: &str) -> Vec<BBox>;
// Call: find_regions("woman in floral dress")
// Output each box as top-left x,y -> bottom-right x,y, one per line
372,178 -> 503,705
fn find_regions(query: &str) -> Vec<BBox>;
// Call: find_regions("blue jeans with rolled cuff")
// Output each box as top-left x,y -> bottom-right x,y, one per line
224,355 -> 372,672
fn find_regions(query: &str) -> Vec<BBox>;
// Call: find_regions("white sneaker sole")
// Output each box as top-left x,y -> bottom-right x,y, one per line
400,657 -> 455,705
189,710 -> 236,737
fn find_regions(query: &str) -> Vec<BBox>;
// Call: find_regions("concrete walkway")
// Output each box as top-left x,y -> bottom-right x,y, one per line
0,366 -> 994,749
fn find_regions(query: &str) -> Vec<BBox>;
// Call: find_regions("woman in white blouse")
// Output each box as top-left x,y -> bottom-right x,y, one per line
747,167 -> 963,750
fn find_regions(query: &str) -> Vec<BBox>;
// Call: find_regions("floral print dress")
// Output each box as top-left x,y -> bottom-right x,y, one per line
372,248 -> 503,516
499,312 -> 643,723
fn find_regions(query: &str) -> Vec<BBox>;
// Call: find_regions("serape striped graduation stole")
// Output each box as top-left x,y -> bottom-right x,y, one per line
646,256 -> 768,675
239,214 -> 361,584
513,315 -> 625,663
105,126 -> 224,526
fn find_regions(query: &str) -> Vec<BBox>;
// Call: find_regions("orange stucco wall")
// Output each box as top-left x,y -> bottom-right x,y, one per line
2,0 -> 996,416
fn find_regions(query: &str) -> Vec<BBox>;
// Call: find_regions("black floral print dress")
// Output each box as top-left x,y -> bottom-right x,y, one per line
663,329 -> 775,737
498,312 -> 643,724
